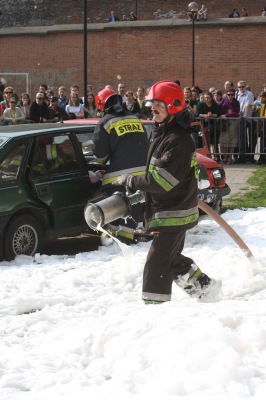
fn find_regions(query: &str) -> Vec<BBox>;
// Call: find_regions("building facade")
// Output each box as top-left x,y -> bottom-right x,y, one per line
0,18 -> 265,98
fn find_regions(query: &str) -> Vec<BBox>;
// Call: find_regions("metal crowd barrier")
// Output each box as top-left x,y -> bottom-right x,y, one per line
195,116 -> 266,159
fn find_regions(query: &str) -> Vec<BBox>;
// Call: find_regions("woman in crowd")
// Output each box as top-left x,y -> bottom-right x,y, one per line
0,86 -> 18,112
65,93 -> 84,119
214,89 -> 223,105
3,96 -> 26,125
196,92 -> 205,116
129,12 -> 138,21
46,90 -> 54,104
219,90 -> 240,164
122,90 -> 141,115
84,93 -> 98,118
20,93 -> 31,120
183,87 -> 197,116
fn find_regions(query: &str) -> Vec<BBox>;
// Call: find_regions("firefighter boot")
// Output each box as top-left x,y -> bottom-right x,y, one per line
174,264 -> 222,301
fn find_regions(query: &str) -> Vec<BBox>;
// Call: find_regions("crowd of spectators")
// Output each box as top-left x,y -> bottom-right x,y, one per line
182,80 -> 266,165
1,4 -> 266,27
0,78 -> 266,164
107,10 -> 138,22
0,83 -> 99,124
107,6 -> 266,23
186,4 -> 266,22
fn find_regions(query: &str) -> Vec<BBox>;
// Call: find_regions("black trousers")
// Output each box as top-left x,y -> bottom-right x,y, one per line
142,230 -> 195,302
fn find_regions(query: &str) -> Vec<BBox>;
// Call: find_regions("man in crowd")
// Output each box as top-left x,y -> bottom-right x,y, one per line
107,11 -> 120,22
117,83 -> 127,103
235,80 -> 254,163
29,92 -> 50,122
48,96 -> 69,121
57,86 -> 69,109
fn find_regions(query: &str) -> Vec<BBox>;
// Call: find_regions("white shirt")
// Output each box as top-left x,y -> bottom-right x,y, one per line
237,90 -> 254,117
66,104 -> 84,115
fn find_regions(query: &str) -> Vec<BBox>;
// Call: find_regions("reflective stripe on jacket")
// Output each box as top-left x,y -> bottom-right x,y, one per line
102,166 -> 145,186
149,206 -> 199,229
132,118 -> 199,232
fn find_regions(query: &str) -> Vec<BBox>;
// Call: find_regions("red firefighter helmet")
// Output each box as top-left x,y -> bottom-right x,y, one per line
146,80 -> 186,114
95,87 -> 116,111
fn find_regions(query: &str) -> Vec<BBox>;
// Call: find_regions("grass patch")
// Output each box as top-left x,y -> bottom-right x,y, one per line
222,166 -> 266,212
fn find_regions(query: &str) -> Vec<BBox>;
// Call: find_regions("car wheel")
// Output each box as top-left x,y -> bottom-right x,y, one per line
4,215 -> 44,261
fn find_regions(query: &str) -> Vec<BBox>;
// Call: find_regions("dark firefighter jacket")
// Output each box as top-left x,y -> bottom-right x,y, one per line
131,114 -> 199,232
93,110 -> 149,187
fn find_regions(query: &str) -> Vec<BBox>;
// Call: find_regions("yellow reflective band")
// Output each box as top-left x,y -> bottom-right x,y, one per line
117,230 -> 134,240
107,226 -> 134,240
33,164 -> 45,174
149,164 -> 173,192
46,144 -> 57,160
149,212 -> 199,228
51,144 -> 57,159
102,170 -> 145,186
106,118 -> 145,136
9,159 -> 21,166
191,153 -> 198,180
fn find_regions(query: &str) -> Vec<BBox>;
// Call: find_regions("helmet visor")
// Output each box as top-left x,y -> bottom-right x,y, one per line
145,100 -> 166,108
145,100 -> 153,107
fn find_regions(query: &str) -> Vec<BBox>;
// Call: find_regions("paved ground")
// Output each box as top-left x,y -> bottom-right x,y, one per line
223,164 -> 259,202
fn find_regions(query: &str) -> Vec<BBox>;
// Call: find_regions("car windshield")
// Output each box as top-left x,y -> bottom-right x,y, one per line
75,128 -> 94,143
0,137 -> 11,149
75,127 -> 95,158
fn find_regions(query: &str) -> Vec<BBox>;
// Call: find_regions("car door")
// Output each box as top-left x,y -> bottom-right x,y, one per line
30,133 -> 94,233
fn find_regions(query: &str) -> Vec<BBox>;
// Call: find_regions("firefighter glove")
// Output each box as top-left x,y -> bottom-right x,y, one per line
113,174 -> 134,188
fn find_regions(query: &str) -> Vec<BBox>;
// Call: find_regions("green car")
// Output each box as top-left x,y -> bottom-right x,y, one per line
0,123 -> 104,261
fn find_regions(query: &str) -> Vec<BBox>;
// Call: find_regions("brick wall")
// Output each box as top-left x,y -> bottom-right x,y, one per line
0,0 -> 265,26
0,20 -> 265,99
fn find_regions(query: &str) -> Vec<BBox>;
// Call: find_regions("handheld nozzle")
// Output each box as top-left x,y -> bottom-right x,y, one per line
84,191 -> 145,230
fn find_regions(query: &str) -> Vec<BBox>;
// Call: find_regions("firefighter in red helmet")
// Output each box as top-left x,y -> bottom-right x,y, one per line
93,86 -> 149,244
114,80 -> 222,303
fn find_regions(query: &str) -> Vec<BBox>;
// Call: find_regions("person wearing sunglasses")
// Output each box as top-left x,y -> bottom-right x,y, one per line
219,91 -> 240,164
29,92 -> 51,123
235,81 -> 255,163
0,86 -> 18,113
2,96 -> 26,125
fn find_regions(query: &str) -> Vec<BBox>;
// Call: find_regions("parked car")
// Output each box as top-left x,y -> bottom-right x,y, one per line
64,118 -> 231,212
0,123 -> 105,261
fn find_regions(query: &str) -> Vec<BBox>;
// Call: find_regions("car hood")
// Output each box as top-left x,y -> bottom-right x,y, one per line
196,153 -> 220,168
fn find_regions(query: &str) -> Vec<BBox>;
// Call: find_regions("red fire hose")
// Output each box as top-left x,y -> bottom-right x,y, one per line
198,199 -> 254,260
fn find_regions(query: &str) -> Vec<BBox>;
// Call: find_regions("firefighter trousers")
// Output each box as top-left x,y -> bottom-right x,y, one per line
142,230 -> 195,302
